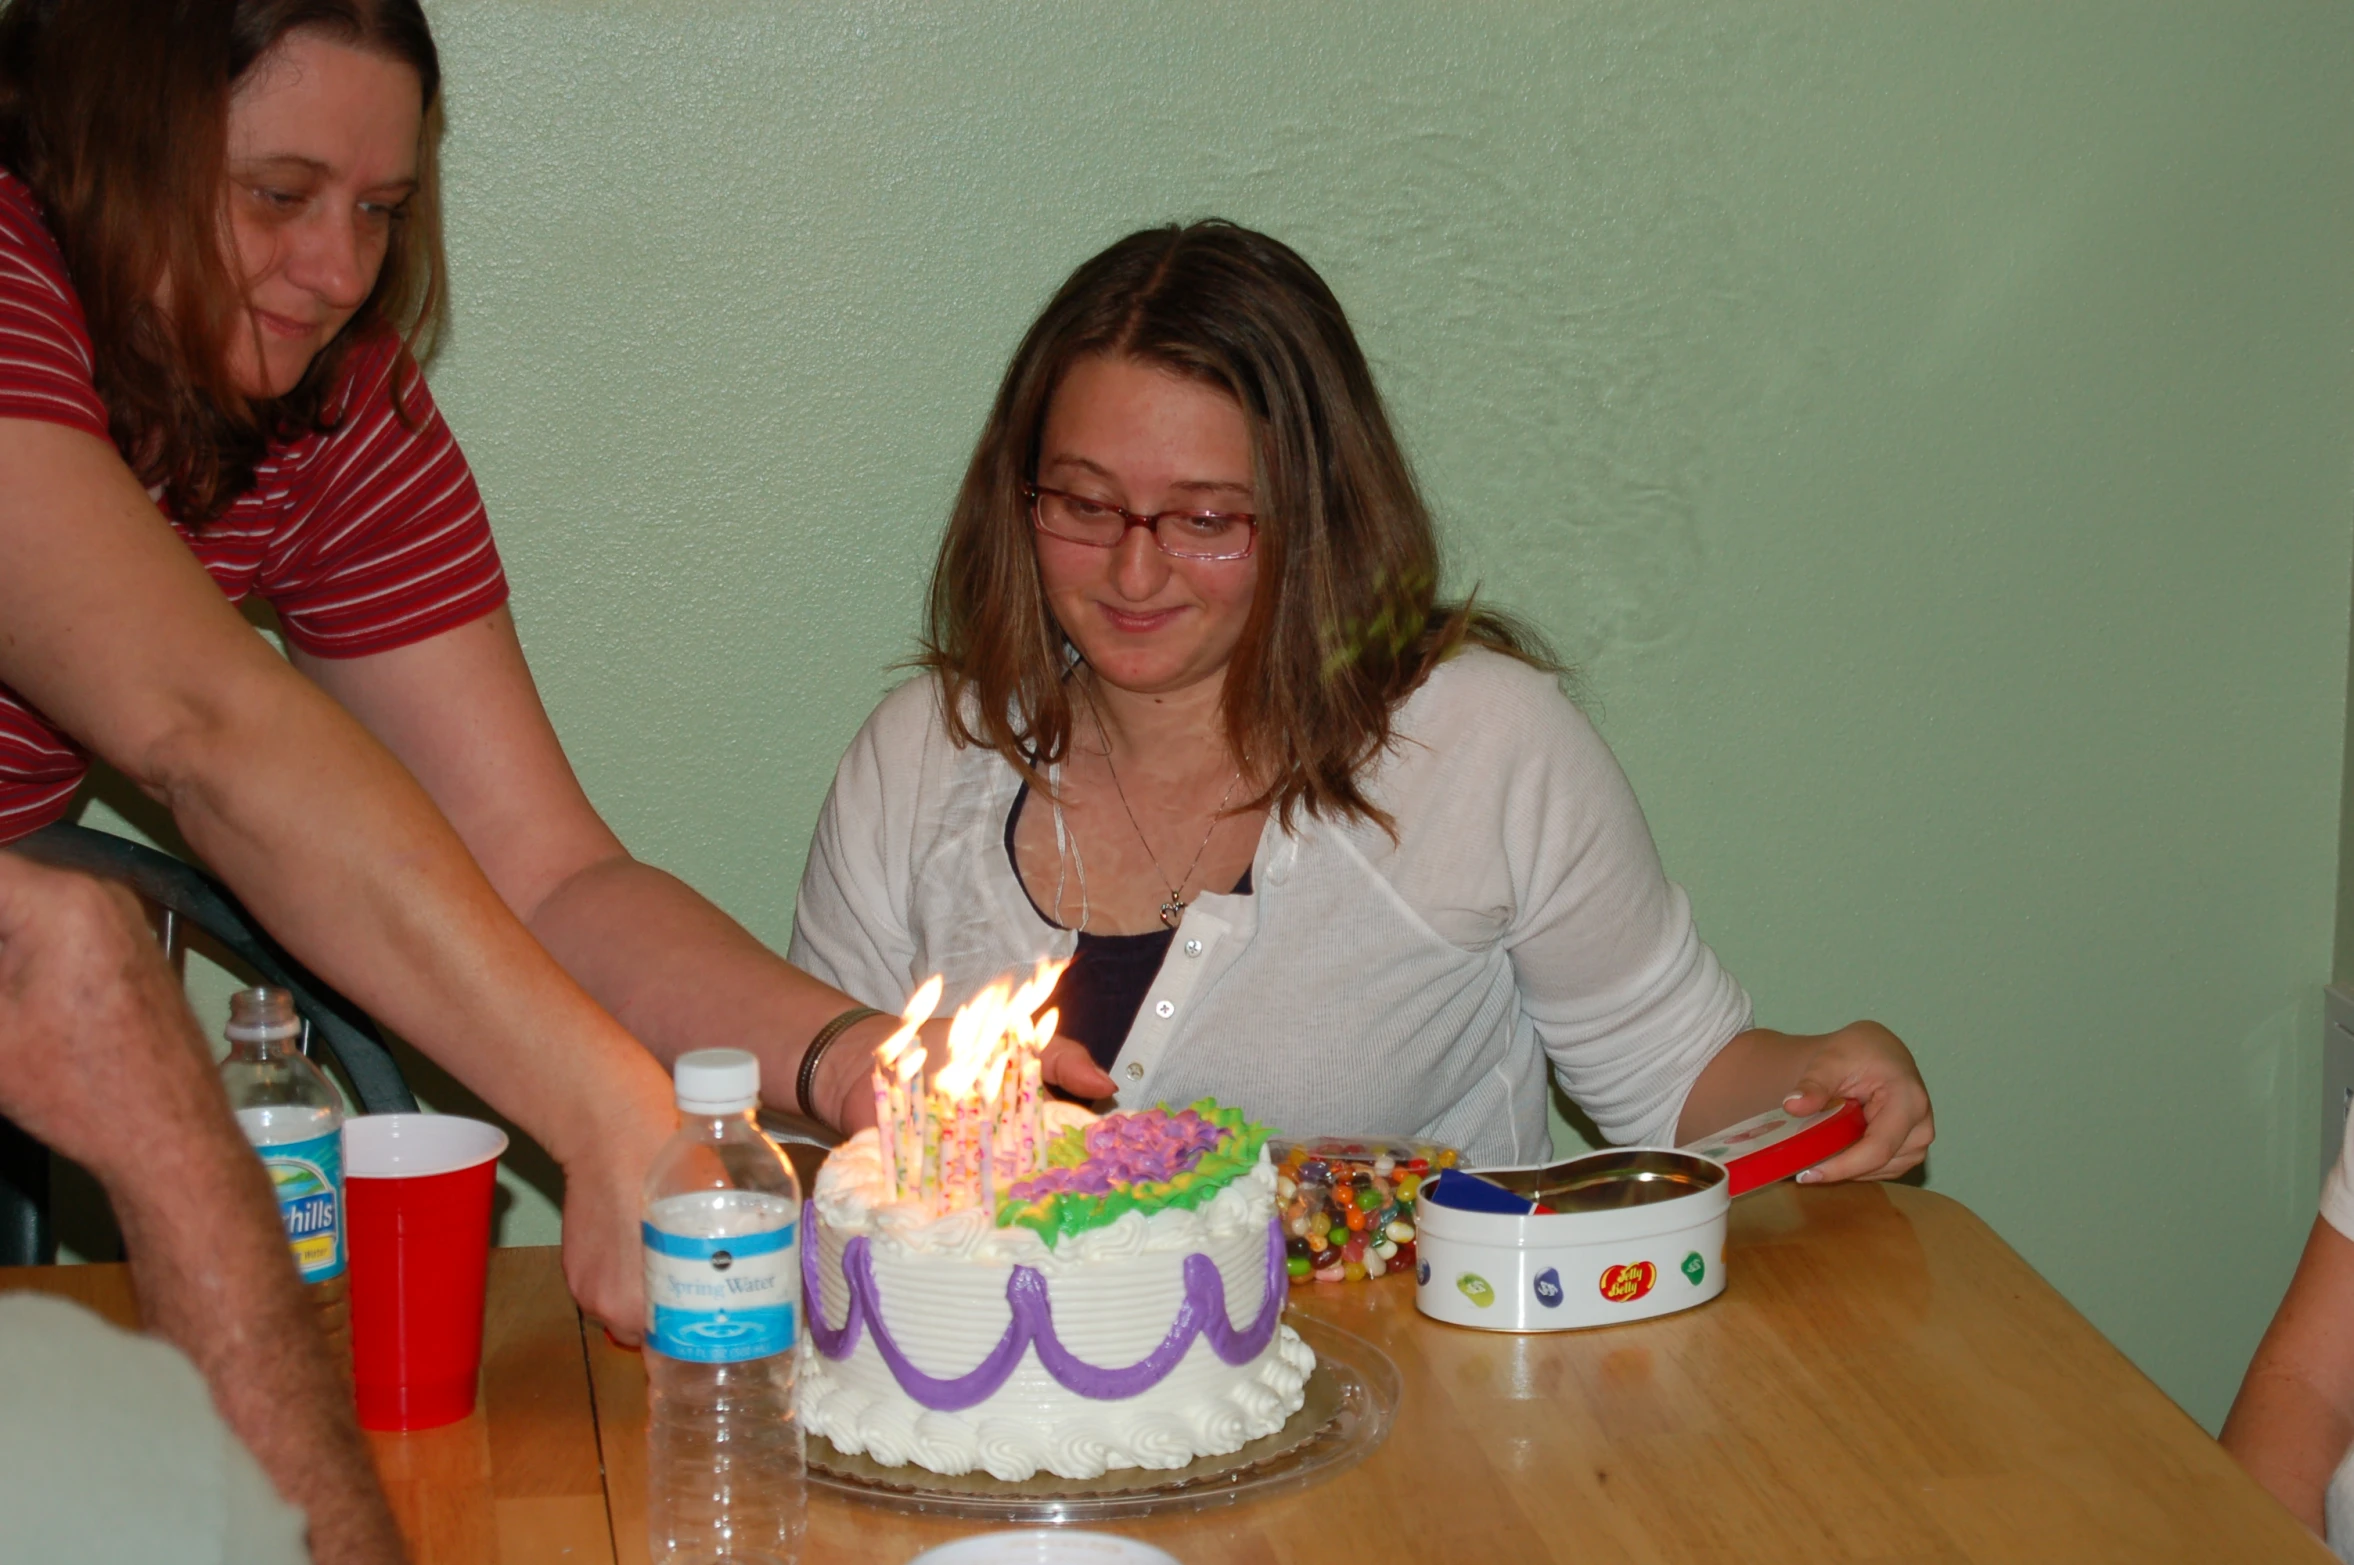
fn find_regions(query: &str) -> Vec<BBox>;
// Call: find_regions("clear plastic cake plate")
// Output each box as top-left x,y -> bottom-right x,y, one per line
805,1313 -> 1398,1523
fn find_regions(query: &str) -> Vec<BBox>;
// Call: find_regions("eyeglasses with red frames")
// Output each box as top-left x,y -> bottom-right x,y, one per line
1024,483 -> 1258,562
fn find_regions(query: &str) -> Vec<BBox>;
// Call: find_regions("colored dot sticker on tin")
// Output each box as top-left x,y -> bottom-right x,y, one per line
1416,1259 -> 1430,1286
1456,1272 -> 1496,1308
1533,1267 -> 1564,1308
1682,1251 -> 1706,1286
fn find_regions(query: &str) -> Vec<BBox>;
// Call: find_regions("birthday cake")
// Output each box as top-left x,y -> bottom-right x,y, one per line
798,1099 -> 1314,1482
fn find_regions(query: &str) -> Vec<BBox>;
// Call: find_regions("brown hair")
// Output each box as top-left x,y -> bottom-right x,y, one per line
0,0 -> 447,524
922,220 -> 1558,831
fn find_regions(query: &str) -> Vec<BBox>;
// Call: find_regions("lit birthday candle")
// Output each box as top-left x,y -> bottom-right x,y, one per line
903,1045 -> 929,1202
881,959 -> 1070,1217
980,1064 -> 1002,1218
1027,1008 -> 1055,1170
867,977 -> 941,1204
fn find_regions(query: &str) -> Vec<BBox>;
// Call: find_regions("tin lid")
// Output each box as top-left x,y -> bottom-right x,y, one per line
1679,1097 -> 1867,1196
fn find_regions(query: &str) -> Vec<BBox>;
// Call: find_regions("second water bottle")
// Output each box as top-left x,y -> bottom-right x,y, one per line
643,1047 -> 804,1565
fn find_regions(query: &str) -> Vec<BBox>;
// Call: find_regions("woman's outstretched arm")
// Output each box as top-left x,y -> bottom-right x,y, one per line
292,606 -> 910,1122
0,415 -> 674,1336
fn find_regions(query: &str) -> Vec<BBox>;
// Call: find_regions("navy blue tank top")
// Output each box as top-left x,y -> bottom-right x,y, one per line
1005,782 -> 1251,1072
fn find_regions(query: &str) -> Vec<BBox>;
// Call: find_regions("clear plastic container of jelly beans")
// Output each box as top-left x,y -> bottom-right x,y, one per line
1268,1137 -> 1459,1284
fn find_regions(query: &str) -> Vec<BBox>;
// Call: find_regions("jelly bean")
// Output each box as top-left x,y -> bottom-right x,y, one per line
1392,1241 -> 1415,1267
1343,1261 -> 1367,1282
1394,1173 -> 1420,1200
1306,1232 -> 1328,1254
1286,1255 -> 1311,1281
1403,1158 -> 1429,1173
1299,1159 -> 1330,1184
1332,1185 -> 1356,1210
1276,1176 -> 1297,1200
1287,1235 -> 1311,1259
1365,1252 -> 1387,1278
1386,1220 -> 1414,1243
1374,1239 -> 1398,1261
1436,1151 -> 1459,1168
1373,1154 -> 1396,1179
1345,1208 -> 1367,1233
1343,1236 -> 1366,1262
1288,1216 -> 1308,1238
1314,1263 -> 1345,1284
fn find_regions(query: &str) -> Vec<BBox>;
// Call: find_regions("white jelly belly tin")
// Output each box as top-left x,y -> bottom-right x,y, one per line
1412,1150 -> 1728,1332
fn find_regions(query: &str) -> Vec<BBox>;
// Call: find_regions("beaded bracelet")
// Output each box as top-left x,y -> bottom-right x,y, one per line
796,1005 -> 887,1122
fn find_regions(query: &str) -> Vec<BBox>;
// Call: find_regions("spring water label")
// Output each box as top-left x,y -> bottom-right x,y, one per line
643,1219 -> 797,1362
264,1131 -> 343,1284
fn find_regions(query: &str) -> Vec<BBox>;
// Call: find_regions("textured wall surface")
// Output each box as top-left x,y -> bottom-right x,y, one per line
200,1 -> 2346,1429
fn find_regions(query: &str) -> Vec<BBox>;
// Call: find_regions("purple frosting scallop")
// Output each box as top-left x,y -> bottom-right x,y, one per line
804,1204 -> 1288,1410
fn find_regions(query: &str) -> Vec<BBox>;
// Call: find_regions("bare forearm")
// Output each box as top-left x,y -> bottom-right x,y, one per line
2223,1370 -> 2344,1534
2223,1217 -> 2354,1535
110,1123 -> 402,1565
525,855 -> 882,1113
1675,1027 -> 1812,1143
154,673 -> 668,1166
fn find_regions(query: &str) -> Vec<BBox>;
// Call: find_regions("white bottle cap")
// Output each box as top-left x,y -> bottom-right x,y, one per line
673,1048 -> 760,1115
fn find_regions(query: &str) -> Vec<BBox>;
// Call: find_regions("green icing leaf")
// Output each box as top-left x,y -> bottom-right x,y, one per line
995,1099 -> 1272,1249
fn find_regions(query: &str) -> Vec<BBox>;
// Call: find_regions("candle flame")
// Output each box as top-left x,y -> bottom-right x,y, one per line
873,960 -> 1068,1215
929,961 -> 1066,1104
873,974 -> 946,1071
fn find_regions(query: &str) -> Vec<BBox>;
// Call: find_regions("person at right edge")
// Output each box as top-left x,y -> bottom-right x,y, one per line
2225,1105 -> 2354,1556
0,849 -> 401,1565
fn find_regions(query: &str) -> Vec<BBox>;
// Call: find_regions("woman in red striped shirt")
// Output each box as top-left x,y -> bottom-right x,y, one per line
0,0 -> 984,1333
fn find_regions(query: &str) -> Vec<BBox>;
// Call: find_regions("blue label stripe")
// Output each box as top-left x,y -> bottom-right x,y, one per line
650,1303 -> 795,1363
641,1222 -> 795,1260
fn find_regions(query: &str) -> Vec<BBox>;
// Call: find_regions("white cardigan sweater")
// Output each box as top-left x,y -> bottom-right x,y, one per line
787,648 -> 1751,1166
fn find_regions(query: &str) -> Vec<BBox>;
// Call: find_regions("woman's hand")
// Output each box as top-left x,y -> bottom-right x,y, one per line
1778,1020 -> 1933,1183
1039,1036 -> 1117,1106
553,1081 -> 676,1345
1677,1020 -> 1932,1184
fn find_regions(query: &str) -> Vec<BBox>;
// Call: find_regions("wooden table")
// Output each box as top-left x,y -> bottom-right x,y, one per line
3,1185 -> 2328,1563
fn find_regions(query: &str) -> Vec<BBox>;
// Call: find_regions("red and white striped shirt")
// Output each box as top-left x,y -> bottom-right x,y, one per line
0,169 -> 508,843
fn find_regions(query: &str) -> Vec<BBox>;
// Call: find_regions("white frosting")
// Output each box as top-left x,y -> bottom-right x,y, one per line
797,1118 -> 1314,1481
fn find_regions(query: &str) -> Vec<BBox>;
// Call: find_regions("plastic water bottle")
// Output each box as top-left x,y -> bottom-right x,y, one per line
218,986 -> 349,1373
644,1048 -> 804,1565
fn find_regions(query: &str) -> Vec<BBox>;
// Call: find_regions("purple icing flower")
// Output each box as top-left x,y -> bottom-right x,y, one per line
1006,1106 -> 1225,1204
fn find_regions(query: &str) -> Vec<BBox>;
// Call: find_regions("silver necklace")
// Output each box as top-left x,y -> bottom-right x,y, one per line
1086,701 -> 1241,931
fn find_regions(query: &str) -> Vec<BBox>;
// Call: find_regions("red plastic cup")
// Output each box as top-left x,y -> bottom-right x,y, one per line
345,1114 -> 509,1431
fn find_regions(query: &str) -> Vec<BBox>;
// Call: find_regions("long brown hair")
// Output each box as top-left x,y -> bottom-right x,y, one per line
0,0 -> 447,525
923,220 -> 1558,831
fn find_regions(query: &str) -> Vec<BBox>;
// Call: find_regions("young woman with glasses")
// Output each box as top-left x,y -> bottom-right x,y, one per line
789,220 -> 1935,1175
0,0 -> 913,1335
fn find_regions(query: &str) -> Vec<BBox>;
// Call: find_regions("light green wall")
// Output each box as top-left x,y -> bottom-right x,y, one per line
357,1 -> 2354,1430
